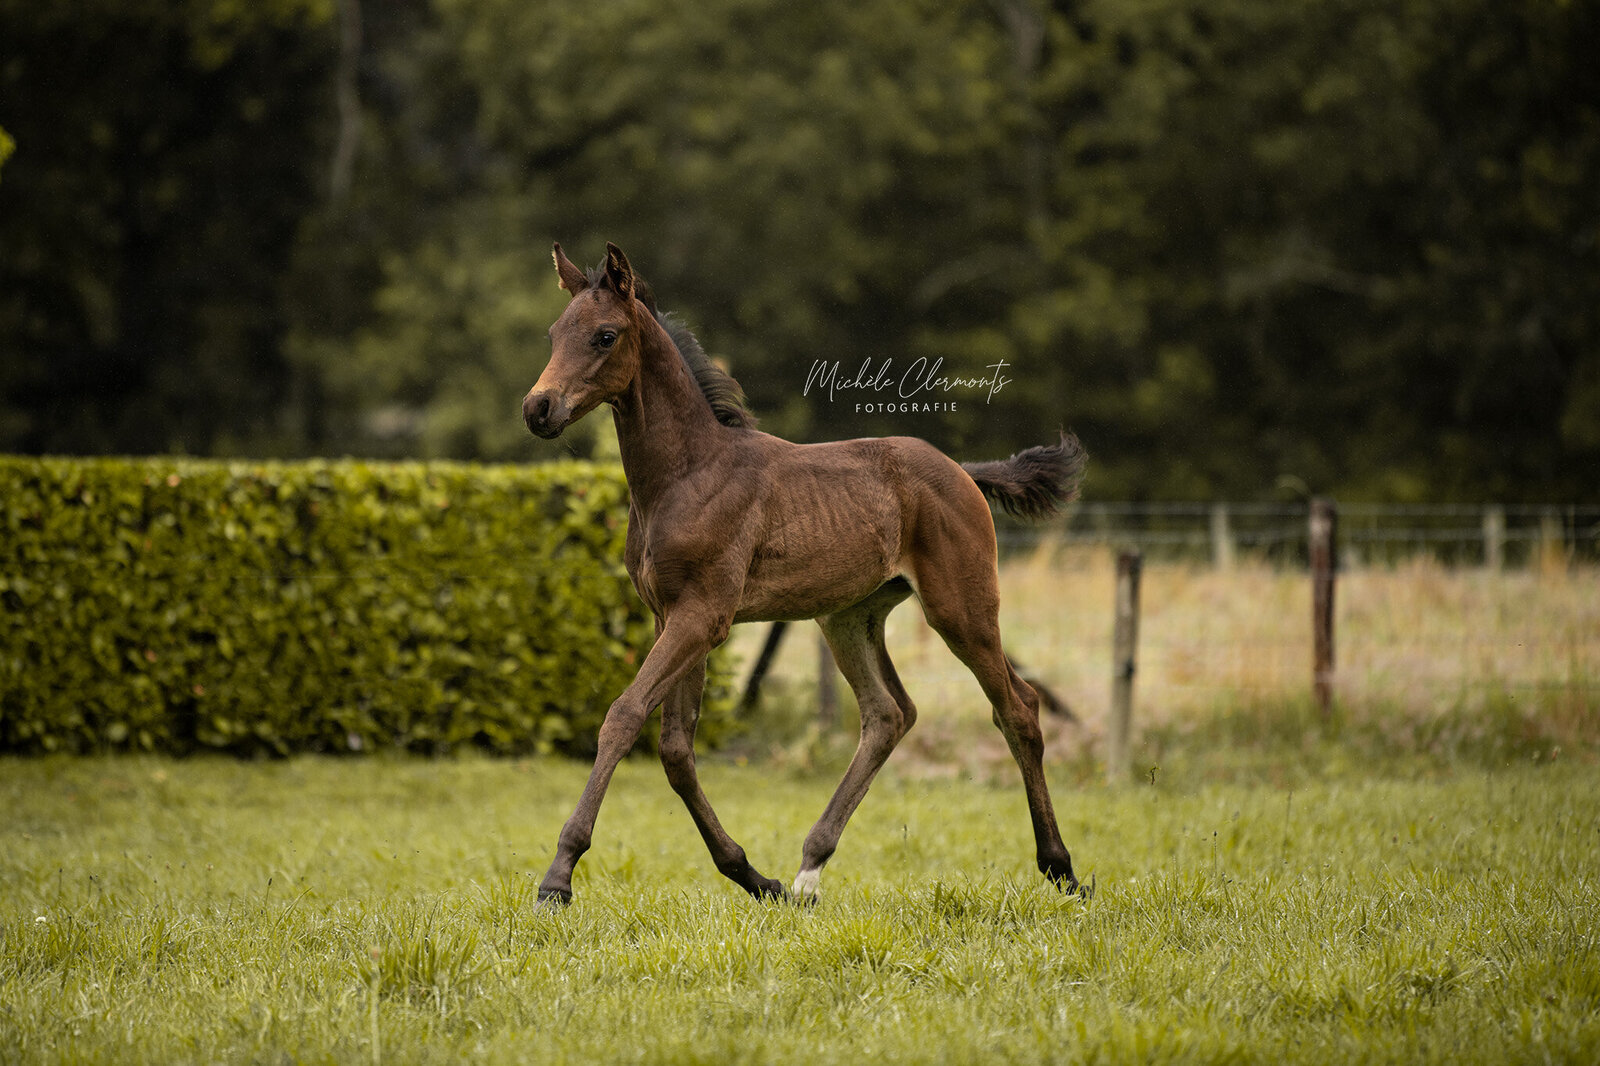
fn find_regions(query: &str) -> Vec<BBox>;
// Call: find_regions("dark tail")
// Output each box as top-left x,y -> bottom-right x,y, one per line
961,432 -> 1087,520
1008,655 -> 1077,721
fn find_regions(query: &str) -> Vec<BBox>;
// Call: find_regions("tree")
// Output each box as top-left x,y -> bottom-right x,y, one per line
0,0 -> 335,454
986,0 -> 1600,499
3,0 -> 1596,503
303,0 -> 1024,458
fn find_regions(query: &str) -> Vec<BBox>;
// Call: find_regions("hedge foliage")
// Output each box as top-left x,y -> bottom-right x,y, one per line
0,457 -> 736,756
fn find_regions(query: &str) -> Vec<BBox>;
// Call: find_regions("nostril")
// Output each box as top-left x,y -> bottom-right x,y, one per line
522,392 -> 549,431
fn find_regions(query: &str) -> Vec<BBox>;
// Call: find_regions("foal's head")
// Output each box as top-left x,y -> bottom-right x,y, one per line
522,242 -> 647,439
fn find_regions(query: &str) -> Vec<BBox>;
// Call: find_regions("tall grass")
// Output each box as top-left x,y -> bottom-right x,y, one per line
2,756 -> 1597,1064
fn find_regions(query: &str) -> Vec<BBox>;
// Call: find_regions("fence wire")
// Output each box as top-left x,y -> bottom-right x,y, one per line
996,502 -> 1600,567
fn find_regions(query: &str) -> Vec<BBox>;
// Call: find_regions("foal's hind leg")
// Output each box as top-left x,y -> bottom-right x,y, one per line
659,659 -> 786,900
792,579 -> 916,902
914,566 -> 1078,892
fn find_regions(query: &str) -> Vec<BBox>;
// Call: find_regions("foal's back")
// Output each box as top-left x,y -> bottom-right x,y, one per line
726,431 -> 995,624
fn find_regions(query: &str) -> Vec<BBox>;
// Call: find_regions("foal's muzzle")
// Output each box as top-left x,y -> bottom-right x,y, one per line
522,390 -> 571,439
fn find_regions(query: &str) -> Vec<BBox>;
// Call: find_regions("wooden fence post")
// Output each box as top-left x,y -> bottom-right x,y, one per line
1539,507 -> 1567,574
1107,550 -> 1142,786
1310,497 -> 1337,719
1210,503 -> 1235,570
737,621 -> 789,714
817,629 -> 838,728
1482,505 -> 1505,572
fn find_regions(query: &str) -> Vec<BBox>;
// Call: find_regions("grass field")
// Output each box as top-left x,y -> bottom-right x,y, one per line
3,751 -> 1597,1065
4,555 -> 1598,1064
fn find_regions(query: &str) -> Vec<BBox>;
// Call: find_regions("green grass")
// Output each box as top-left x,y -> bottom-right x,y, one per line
3,751 -> 1598,1064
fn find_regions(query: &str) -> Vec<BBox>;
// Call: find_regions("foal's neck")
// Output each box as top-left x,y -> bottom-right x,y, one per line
611,312 -> 724,510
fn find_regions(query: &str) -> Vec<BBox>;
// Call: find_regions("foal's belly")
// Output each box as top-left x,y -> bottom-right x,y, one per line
735,529 -> 901,623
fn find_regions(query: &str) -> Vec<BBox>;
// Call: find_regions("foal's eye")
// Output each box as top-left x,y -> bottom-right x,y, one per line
596,330 -> 617,349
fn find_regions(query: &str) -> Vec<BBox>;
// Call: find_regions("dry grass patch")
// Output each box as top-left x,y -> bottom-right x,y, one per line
729,549 -> 1599,779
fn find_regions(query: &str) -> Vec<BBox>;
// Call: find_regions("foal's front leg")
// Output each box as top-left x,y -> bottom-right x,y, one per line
536,610 -> 715,906
659,661 -> 787,900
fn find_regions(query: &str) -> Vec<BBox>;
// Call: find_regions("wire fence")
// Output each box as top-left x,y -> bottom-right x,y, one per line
736,502 -> 1599,763
996,501 -> 1600,567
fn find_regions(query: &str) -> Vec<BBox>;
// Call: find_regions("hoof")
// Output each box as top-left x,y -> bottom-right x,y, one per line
724,860 -> 789,903
749,876 -> 790,903
536,885 -> 573,908
1041,857 -> 1083,897
1050,871 -> 1095,900
791,868 -> 822,905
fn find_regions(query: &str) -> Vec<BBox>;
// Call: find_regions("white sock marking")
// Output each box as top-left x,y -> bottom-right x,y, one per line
792,868 -> 822,900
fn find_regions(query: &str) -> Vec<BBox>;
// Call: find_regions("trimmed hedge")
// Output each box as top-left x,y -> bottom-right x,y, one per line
0,457 -> 735,756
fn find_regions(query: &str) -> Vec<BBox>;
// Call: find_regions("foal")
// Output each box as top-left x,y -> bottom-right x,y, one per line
523,242 -> 1087,905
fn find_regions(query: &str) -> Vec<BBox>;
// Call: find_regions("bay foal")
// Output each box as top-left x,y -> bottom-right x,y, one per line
522,242 -> 1087,904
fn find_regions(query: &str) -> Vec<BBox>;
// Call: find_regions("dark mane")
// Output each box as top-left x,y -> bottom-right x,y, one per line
585,263 -> 757,429
655,313 -> 757,429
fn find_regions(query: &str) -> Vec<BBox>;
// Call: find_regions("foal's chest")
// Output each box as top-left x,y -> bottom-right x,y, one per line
630,551 -> 662,614
626,524 -> 693,615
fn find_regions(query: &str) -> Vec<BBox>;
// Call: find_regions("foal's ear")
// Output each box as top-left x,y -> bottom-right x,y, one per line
603,242 -> 636,300
552,242 -> 588,294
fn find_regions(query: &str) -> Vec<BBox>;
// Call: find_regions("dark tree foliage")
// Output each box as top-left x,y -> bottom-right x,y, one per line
0,0 -> 333,455
1,0 -> 1596,501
